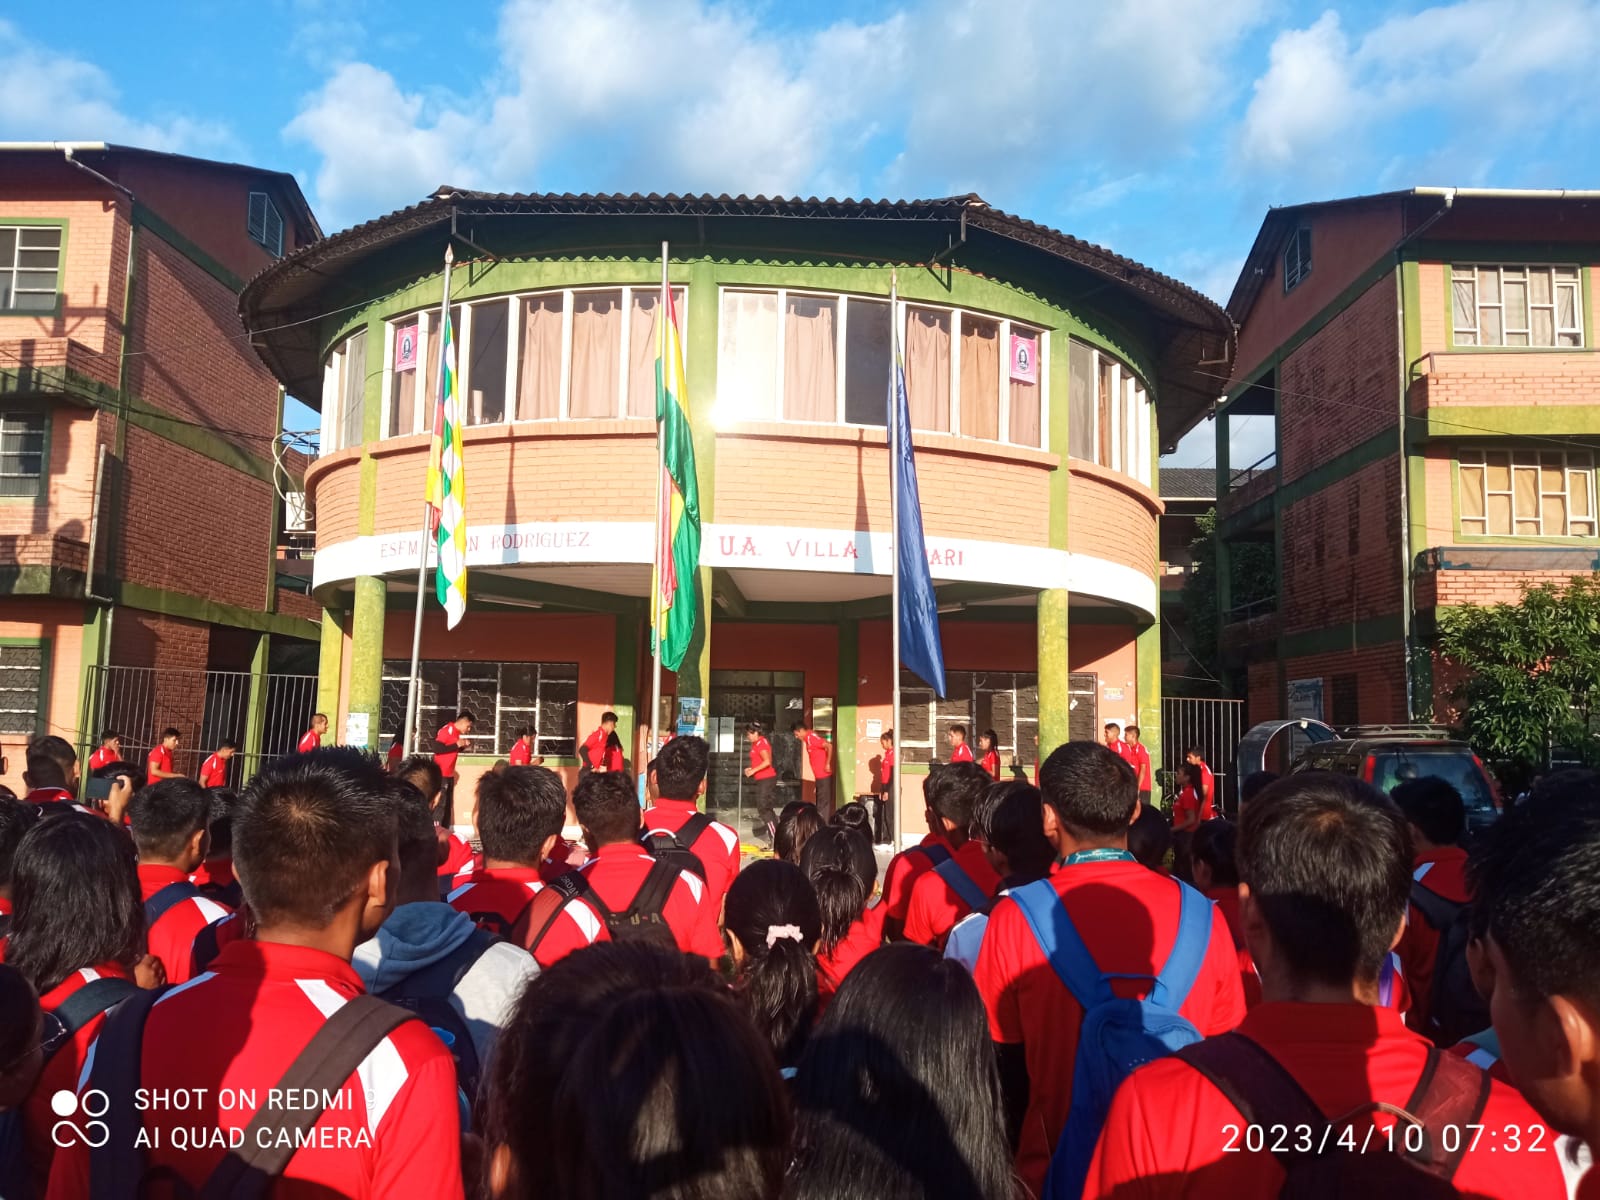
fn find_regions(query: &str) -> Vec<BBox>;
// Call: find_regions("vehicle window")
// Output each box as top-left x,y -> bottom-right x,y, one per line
1370,751 -> 1494,809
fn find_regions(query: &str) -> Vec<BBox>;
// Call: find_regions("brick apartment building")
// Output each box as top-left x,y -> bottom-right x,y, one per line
1215,188 -> 1600,727
0,143 -> 323,790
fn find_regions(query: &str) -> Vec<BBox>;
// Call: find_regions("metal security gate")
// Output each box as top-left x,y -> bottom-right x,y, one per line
706,672 -> 806,843
84,666 -> 320,788
1161,696 -> 1245,812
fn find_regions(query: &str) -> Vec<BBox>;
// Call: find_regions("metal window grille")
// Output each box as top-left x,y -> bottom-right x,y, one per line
0,225 -> 61,310
381,660 -> 579,759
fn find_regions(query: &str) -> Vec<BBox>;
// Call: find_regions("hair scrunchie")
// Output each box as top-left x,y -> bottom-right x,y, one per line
765,924 -> 804,948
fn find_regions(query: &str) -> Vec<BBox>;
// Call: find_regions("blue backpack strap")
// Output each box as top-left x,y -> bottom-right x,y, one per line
933,857 -> 991,914
1150,882 -> 1214,1010
919,843 -> 951,869
144,881 -> 202,927
1008,878 -> 1115,1011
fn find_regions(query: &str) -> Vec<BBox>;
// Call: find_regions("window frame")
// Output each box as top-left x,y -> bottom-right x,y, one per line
1283,227 -> 1312,293
1065,338 -> 1153,486
896,668 -> 1039,767
380,658 -> 581,759
0,638 -> 51,738
1450,264 -> 1585,349
247,191 -> 284,258
0,406 -> 50,502
0,219 -> 67,316
1457,446 -> 1598,540
320,328 -> 370,454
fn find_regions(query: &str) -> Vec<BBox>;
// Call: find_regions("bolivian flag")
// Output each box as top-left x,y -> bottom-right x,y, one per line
425,308 -> 468,629
653,274 -> 700,671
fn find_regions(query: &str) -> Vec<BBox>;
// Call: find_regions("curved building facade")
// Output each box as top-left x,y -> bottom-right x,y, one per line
242,192 -> 1231,841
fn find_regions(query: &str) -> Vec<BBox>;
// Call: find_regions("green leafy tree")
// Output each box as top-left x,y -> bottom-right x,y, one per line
1437,576 -> 1600,774
1177,508 -> 1274,693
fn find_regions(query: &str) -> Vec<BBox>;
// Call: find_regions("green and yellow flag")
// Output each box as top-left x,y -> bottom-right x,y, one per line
425,309 -> 468,628
652,279 -> 700,670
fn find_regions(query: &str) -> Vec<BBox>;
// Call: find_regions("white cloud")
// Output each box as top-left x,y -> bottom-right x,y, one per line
0,19 -> 229,151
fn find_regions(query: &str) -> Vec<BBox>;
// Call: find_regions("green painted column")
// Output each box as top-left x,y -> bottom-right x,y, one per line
613,611 -> 639,763
318,606 -> 344,718
675,256 -> 718,710
347,577 -> 386,750
1037,588 -> 1071,756
836,621 -> 859,799
75,603 -> 110,778
1135,621 -> 1163,807
242,632 -> 270,775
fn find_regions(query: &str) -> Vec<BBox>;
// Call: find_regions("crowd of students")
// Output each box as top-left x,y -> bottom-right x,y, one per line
0,721 -> 1597,1199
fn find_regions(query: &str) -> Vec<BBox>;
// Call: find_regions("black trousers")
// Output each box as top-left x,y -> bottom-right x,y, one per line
436,776 -> 457,829
754,776 -> 778,837
814,776 -> 834,820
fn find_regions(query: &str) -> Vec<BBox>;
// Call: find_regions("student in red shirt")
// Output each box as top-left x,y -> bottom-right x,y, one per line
144,726 -> 182,782
507,725 -> 543,767
1189,817 -> 1260,1009
977,728 -> 1002,781
87,730 -> 122,773
1084,772 -> 1565,1200
297,712 -> 329,753
645,735 -> 740,930
880,806 -> 958,943
190,788 -> 242,908
432,709 -> 474,828
903,762 -> 1002,950
943,781 -> 1056,974
20,740 -> 87,818
1468,775 -> 1600,1198
802,825 -> 884,1003
1185,746 -> 1215,813
447,766 -> 606,968
47,749 -> 465,1200
395,756 -> 477,885
197,737 -> 236,789
947,723 -> 975,764
744,721 -> 780,843
580,711 -> 625,774
573,771 -> 722,961
792,719 -> 835,818
974,742 -> 1246,1197
130,778 -> 233,984
1390,775 -> 1477,1042
8,813 -> 162,1184
869,729 -> 896,845
1172,762 -> 1214,831
1102,721 -> 1131,764
1124,724 -> 1153,808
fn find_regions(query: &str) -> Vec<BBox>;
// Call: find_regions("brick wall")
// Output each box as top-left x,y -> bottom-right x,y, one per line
1411,350 -> 1600,413
1252,640 -> 1407,728
0,598 -> 86,795
0,407 -> 99,538
1068,464 -> 1160,577
1418,567 -> 1600,609
113,160 -> 309,280
1280,454 -> 1403,634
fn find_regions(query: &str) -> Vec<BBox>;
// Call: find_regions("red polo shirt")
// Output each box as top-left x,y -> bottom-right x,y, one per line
190,855 -> 235,893
879,747 -> 895,787
447,865 -> 607,968
582,728 -> 624,772
1195,761 -> 1215,808
748,736 -> 777,780
950,742 -> 974,764
1127,742 -> 1152,790
980,750 -> 1001,781
508,739 -> 534,766
433,722 -> 462,779
882,834 -> 953,925
88,746 -> 120,771
1084,1003 -> 1565,1200
903,838 -> 1002,950
817,902 -> 886,1004
46,940 -> 463,1200
24,961 -> 132,1182
146,744 -> 175,778
643,797 -> 741,929
297,728 -> 321,753
803,731 -> 832,780
1206,885 -> 1262,1009
1174,784 -> 1214,826
974,860 -> 1247,1196
138,863 -> 233,984
198,752 -> 228,788
578,842 -> 722,960
436,824 -> 477,878
1398,845 -> 1471,1035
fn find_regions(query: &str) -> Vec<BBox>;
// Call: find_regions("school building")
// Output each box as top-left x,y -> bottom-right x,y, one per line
240,191 -> 1233,842
1215,188 -> 1600,727
0,143 -> 324,793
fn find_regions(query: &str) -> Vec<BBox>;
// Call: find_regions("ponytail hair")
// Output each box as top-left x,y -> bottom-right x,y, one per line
724,860 -> 822,1067
800,827 -> 877,955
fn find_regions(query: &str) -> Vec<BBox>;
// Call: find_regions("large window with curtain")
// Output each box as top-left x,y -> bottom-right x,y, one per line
321,328 -> 369,453
1451,265 -> 1583,348
717,288 -> 1046,446
1065,337 -> 1153,486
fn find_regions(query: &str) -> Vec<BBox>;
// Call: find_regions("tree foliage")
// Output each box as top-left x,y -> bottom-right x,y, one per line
1436,576 -> 1600,774
1177,508 -> 1274,693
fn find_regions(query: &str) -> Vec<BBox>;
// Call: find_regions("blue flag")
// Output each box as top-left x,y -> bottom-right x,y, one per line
891,339 -> 947,697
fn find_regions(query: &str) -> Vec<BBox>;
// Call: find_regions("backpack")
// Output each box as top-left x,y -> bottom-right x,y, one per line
89,989 -> 416,1199
0,975 -> 138,1198
521,872 -> 590,957
1009,876 -> 1214,1200
641,812 -> 711,882
197,876 -> 243,910
1409,881 -> 1492,1047
933,857 -> 992,915
375,927 -> 501,1104
1177,1032 -> 1491,1198
575,858 -> 683,948
144,880 -> 203,927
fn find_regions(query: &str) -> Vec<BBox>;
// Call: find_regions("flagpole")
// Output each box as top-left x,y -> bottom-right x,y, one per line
889,269 -> 902,848
649,241 -> 669,760
403,242 -> 454,756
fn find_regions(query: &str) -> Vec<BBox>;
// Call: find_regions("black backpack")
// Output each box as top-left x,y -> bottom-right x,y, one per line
1178,1033 -> 1490,1198
575,859 -> 683,948
144,880 -> 203,927
374,927 -> 501,1105
1409,881 -> 1492,1047
641,812 -> 711,882
197,876 -> 243,910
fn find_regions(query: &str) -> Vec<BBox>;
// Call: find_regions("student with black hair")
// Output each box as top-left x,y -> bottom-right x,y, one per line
1124,725 -> 1153,808
507,725 -> 543,767
190,788 -> 241,907
48,748 -> 465,1199
775,799 -> 825,866
801,825 -> 882,1004
793,719 -> 835,818
903,762 -> 1001,950
723,858 -> 822,1074
1127,803 -> 1174,873
830,801 -> 874,839
448,766 -> 606,967
974,741 -> 1244,1198
580,710 -> 624,775
1190,817 -> 1259,1009
87,730 -> 122,773
145,726 -> 183,781
197,737 -> 237,789
644,735 -> 740,930
21,738 -> 82,816
744,721 -> 780,843
1392,775 -> 1480,1043
1469,772 -> 1600,1198
355,778 -> 536,1106
1237,769 -> 1277,813
0,797 -> 37,933
432,710 -> 475,829
0,963 -> 42,1196
1172,761 -> 1213,832
1085,772 -> 1562,1200
945,780 -> 1054,973
788,943 -> 1014,1200
977,729 -> 1002,781
573,771 -> 721,960
129,778 -> 231,984
397,754 -> 477,883
9,813 -> 159,1183
947,723 -> 975,764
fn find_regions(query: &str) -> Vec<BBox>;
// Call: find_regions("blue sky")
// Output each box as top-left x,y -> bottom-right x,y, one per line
7,0 -> 1600,466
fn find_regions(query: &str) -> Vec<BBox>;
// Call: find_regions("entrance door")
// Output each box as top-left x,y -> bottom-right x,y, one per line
706,670 -> 805,843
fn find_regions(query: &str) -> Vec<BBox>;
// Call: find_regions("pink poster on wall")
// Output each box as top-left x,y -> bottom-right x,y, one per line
394,323 -> 419,371
1009,333 -> 1037,383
